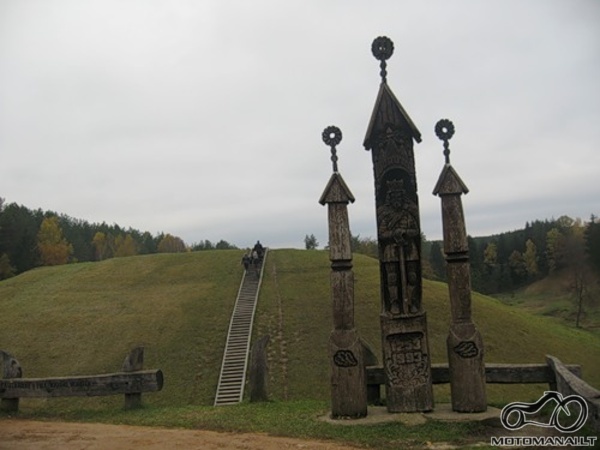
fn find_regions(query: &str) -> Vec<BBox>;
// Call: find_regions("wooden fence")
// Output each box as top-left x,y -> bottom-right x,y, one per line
546,355 -> 600,432
366,354 -> 600,431
0,347 -> 163,412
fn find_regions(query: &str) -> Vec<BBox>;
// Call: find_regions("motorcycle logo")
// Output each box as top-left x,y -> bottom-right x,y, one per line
500,391 -> 588,433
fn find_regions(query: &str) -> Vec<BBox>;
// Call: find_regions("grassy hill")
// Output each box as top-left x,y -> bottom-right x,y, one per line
494,268 -> 600,331
1,249 -> 599,415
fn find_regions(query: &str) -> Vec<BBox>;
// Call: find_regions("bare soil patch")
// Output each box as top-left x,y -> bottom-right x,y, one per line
0,419 -> 360,450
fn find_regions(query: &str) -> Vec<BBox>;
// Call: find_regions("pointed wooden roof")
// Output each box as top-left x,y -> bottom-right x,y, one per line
432,163 -> 469,196
363,82 -> 422,151
319,172 -> 355,205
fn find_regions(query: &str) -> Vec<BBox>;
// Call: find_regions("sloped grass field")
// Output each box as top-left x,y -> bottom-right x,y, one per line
1,249 -> 599,448
255,250 -> 600,406
0,250 -> 244,410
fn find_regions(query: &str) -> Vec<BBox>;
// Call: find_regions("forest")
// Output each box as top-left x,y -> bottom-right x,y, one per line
0,198 -> 237,279
349,214 -> 600,296
427,215 -> 600,295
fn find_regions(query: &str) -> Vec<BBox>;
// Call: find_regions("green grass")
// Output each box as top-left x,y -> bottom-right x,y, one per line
0,250 -> 244,408
493,269 -> 600,332
255,250 -> 600,405
1,249 -> 599,448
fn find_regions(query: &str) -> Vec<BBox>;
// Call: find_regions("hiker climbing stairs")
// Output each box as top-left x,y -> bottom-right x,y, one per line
214,249 -> 267,406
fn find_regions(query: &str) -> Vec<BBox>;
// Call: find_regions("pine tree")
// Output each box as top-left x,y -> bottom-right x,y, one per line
585,214 -> 600,270
428,241 -> 446,280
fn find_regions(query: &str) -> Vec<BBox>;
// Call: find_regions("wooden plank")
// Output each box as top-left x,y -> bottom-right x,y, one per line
122,346 -> 145,408
0,370 -> 163,398
546,355 -> 600,432
366,363 -> 582,386
0,350 -> 22,412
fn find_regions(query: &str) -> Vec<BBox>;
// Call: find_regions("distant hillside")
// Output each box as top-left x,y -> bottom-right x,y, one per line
0,249 -> 598,413
494,267 -> 600,331
427,215 -> 600,297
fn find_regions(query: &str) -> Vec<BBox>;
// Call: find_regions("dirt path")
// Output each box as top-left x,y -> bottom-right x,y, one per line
0,420 -> 361,450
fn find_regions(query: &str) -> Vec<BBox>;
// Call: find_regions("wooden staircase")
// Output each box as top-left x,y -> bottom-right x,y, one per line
213,250 -> 267,406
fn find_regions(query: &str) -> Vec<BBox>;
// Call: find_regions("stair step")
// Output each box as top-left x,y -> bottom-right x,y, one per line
213,249 -> 267,407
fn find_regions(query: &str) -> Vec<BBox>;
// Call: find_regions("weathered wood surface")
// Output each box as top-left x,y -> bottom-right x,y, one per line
329,329 -> 367,418
433,125 -> 487,413
122,346 -> 145,408
249,335 -> 270,403
320,132 -> 368,420
0,350 -> 22,412
364,36 -> 433,413
0,370 -> 163,399
380,314 -> 434,412
366,363 -> 582,386
546,355 -> 600,432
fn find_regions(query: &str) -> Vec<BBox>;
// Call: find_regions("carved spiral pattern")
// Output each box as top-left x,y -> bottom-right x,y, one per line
371,36 -> 394,61
322,126 -> 342,147
435,119 -> 455,141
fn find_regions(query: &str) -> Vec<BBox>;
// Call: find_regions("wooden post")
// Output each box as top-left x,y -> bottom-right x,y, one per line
363,36 -> 433,413
122,346 -> 144,409
320,126 -> 367,419
1,350 -> 22,412
433,119 -> 487,412
249,335 -> 270,402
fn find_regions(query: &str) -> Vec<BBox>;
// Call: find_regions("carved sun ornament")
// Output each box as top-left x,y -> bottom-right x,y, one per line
371,36 -> 394,61
435,119 -> 455,142
322,126 -> 342,147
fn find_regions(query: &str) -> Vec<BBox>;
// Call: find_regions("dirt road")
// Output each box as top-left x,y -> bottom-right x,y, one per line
0,420 -> 361,450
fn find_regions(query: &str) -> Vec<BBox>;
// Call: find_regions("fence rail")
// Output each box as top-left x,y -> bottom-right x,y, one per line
0,347 -> 162,412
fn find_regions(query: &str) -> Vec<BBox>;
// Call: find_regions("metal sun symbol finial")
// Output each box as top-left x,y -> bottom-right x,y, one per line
371,36 -> 394,83
322,126 -> 342,173
435,119 -> 455,164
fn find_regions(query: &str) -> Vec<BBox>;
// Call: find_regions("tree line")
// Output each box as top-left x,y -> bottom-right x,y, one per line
315,214 -> 599,296
428,215 -> 600,294
0,198 -> 237,280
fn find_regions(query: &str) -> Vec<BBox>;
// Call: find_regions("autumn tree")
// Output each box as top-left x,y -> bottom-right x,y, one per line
37,216 -> 73,266
157,234 -> 187,253
546,228 -> 565,273
0,253 -> 15,279
92,231 -> 112,260
483,242 -> 497,269
523,239 -> 539,278
562,221 -> 592,327
114,234 -> 138,257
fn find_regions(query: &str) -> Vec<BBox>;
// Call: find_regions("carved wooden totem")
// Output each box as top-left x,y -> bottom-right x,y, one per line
363,37 -> 433,412
433,119 -> 487,412
320,126 -> 367,419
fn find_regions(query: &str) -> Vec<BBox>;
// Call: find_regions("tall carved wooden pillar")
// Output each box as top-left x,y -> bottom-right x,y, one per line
432,119 -> 487,412
363,37 -> 433,413
319,126 -> 367,419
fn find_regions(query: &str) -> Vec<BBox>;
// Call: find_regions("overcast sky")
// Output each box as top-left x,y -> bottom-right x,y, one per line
1,1 -> 598,249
